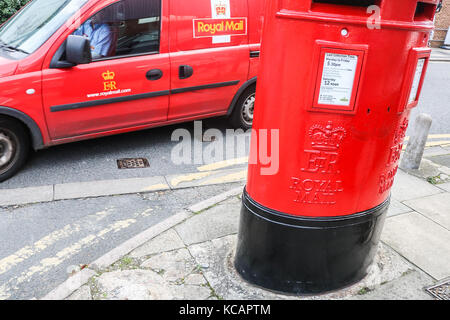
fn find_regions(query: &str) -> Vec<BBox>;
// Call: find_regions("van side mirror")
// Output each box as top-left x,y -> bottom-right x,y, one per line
66,35 -> 92,65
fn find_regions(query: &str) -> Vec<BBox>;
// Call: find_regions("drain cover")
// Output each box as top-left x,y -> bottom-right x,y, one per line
117,158 -> 150,169
426,280 -> 450,300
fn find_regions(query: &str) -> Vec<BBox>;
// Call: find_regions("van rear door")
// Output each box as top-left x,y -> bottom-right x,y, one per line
168,0 -> 250,120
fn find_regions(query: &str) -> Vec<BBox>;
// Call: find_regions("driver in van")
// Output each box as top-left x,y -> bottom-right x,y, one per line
73,11 -> 113,59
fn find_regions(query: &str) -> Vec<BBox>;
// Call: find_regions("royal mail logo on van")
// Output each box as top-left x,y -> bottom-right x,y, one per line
102,70 -> 116,91
86,70 -> 132,99
193,18 -> 247,38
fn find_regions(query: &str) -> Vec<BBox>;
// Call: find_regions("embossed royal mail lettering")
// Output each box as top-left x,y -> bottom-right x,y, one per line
302,150 -> 340,174
291,122 -> 347,204
387,118 -> 409,166
301,121 -> 346,174
290,178 -> 344,205
379,165 -> 398,194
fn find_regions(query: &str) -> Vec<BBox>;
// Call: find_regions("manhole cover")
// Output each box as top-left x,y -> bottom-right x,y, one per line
117,158 -> 150,169
426,280 -> 450,300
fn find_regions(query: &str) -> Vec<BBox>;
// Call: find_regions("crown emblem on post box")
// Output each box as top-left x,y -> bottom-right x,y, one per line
102,70 -> 115,81
309,121 -> 347,151
215,1 -> 227,16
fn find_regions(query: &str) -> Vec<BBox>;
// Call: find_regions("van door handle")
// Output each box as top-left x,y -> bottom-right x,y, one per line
179,65 -> 194,79
146,69 -> 163,81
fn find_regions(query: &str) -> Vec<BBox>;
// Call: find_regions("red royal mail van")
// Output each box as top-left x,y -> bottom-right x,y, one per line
0,0 -> 264,181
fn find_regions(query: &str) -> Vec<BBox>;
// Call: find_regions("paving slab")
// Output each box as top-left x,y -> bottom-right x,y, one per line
391,170 -> 443,201
403,158 -> 442,180
347,270 -> 435,300
66,285 -> 92,300
141,248 -> 198,283
431,48 -> 450,61
428,154 -> 450,167
0,185 -> 53,206
129,229 -> 185,258
423,146 -> 450,157
439,182 -> 450,192
381,212 -> 450,280
387,198 -> 413,217
188,235 -> 416,300
188,235 -> 291,300
94,256 -> 212,300
174,196 -> 241,246
95,269 -> 174,300
54,176 -> 169,200
404,193 -> 450,230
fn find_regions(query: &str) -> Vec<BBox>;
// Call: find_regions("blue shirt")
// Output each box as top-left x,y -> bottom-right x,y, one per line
74,20 -> 112,58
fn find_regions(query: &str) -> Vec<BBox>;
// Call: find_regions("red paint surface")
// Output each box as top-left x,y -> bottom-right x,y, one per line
246,0 -> 438,217
0,0 -> 264,145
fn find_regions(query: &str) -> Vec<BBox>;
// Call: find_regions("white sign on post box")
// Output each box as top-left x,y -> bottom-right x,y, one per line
408,58 -> 426,104
318,53 -> 359,106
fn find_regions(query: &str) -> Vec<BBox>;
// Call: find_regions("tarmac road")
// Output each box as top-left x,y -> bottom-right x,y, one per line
409,61 -> 450,136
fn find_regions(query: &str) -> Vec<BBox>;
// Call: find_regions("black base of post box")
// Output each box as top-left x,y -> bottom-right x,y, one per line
234,188 -> 389,295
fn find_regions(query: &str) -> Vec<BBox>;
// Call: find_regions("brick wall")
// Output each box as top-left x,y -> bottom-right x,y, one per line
432,0 -> 450,47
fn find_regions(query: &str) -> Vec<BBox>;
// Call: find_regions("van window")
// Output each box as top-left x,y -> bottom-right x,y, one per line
0,0 -> 89,55
74,0 -> 161,60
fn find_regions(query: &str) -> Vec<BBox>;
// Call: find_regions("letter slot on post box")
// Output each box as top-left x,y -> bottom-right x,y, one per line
235,0 -> 438,294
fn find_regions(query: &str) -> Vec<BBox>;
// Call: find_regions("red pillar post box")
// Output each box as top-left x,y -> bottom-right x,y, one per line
235,0 -> 438,294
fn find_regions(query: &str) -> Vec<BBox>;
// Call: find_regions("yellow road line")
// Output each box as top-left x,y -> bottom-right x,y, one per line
197,157 -> 249,172
404,134 -> 450,141
0,208 -> 114,276
143,183 -> 169,192
170,172 -> 214,187
428,134 -> 450,139
0,207 -> 155,299
13,218 -> 137,288
426,141 -> 450,147
403,140 -> 450,149
200,170 -> 248,185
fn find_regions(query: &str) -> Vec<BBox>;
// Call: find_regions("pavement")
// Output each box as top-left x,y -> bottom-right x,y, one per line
0,165 -> 248,207
40,145 -> 450,301
431,47 -> 450,62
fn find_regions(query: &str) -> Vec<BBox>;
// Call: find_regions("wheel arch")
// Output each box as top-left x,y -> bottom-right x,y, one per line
0,106 -> 45,150
227,77 -> 257,117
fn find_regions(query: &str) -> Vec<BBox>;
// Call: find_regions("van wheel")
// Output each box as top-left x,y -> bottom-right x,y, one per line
229,85 -> 256,130
0,118 -> 30,182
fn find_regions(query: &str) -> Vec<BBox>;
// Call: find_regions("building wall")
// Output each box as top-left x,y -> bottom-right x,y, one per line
432,0 -> 450,47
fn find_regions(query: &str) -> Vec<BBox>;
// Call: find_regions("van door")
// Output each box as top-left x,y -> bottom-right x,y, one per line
168,0 -> 250,120
42,0 -> 169,140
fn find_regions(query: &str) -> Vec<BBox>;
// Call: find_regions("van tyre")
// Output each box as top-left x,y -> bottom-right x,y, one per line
230,85 -> 256,130
0,118 -> 30,182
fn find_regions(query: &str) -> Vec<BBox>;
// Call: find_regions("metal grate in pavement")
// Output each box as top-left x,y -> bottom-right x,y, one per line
117,158 -> 150,169
425,280 -> 450,300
